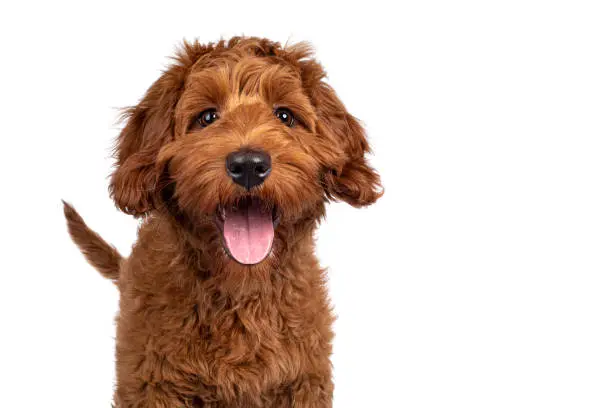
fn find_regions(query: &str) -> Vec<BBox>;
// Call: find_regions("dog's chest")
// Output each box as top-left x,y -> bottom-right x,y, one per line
176,294 -> 308,392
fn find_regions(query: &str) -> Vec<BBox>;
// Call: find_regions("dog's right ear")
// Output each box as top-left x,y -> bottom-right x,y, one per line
308,80 -> 384,207
109,42 -> 209,216
294,49 -> 382,207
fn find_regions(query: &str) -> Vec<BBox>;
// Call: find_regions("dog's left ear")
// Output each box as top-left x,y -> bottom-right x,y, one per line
109,41 -> 210,216
309,81 -> 383,207
109,71 -> 182,216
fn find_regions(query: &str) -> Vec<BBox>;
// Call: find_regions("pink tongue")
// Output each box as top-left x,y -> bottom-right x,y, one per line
223,200 -> 274,265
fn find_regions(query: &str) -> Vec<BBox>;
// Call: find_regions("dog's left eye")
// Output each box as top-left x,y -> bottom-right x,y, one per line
274,108 -> 295,127
196,109 -> 219,128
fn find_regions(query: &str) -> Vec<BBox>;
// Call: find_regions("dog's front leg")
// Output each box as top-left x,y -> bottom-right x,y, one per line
287,373 -> 333,408
113,380 -> 199,408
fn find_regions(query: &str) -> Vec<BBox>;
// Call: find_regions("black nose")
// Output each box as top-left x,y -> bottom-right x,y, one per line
226,149 -> 272,190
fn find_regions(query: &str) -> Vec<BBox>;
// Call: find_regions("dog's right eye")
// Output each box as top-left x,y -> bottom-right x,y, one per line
196,109 -> 219,128
274,108 -> 295,127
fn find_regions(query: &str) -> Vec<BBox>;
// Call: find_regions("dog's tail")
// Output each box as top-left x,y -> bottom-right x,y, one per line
62,200 -> 123,281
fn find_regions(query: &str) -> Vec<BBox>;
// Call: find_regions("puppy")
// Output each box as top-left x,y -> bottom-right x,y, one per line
64,37 -> 382,408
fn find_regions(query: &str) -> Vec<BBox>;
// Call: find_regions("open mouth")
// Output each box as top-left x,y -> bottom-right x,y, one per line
215,197 -> 280,265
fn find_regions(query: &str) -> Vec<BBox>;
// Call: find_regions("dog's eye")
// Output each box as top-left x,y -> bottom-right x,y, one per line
196,109 -> 219,128
274,108 -> 295,127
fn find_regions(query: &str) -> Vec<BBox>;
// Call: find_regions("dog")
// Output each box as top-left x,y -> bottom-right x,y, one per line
64,37 -> 382,407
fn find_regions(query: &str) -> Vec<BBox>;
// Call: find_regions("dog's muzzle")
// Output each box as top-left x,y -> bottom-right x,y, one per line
218,150 -> 276,265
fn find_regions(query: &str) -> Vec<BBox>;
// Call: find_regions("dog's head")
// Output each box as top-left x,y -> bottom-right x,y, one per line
110,37 -> 382,267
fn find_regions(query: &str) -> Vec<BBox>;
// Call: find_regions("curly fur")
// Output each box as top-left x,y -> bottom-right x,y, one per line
64,36 -> 382,407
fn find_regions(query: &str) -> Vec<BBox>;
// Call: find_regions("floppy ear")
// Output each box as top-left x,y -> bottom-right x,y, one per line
309,81 -> 383,207
109,94 -> 173,216
109,42 -> 209,216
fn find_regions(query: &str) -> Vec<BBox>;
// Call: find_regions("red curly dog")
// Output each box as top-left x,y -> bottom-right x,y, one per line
64,37 -> 382,407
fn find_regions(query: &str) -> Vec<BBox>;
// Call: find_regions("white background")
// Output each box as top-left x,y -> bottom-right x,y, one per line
1,1 -> 611,407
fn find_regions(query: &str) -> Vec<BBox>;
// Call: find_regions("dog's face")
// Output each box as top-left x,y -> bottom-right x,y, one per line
110,38 -> 381,268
